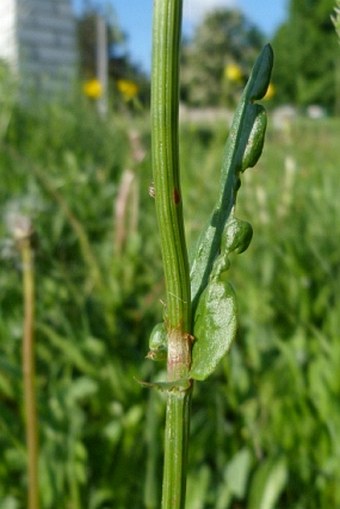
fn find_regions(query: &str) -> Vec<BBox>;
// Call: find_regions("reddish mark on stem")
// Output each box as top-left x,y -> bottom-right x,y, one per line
173,188 -> 181,204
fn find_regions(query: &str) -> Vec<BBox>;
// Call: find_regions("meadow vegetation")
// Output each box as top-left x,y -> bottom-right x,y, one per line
0,82 -> 340,507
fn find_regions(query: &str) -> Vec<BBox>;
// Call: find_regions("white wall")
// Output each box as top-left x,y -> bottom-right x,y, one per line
0,0 -> 18,70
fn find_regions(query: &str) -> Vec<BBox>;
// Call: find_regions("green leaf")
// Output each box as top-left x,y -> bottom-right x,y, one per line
186,466 -> 211,509
223,216 -> 253,255
225,448 -> 253,499
241,105 -> 267,171
248,457 -> 288,509
247,44 -> 273,101
190,275 -> 237,381
216,448 -> 253,509
190,44 -> 273,311
147,322 -> 167,361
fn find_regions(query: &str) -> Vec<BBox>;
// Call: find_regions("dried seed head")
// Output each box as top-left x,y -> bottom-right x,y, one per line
6,212 -> 33,242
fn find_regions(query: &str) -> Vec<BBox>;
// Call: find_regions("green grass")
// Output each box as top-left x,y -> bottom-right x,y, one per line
182,116 -> 340,508
0,89 -> 340,508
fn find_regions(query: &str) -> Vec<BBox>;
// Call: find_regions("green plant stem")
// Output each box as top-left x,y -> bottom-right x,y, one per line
20,237 -> 40,509
162,391 -> 191,508
151,0 -> 192,508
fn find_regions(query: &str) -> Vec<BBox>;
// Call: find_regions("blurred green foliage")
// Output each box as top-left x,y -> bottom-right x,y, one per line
180,9 -> 264,107
0,88 -> 161,508
333,0 -> 340,51
180,1 -> 339,113
272,0 -> 339,113
182,116 -> 340,508
1,75 -> 340,507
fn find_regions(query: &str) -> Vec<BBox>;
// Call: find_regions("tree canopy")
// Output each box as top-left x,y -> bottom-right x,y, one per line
180,9 -> 264,106
272,0 -> 339,112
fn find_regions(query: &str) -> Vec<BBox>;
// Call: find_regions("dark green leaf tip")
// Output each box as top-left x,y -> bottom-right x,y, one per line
248,43 -> 274,101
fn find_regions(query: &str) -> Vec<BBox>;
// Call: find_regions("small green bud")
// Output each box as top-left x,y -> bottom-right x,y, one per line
147,323 -> 167,361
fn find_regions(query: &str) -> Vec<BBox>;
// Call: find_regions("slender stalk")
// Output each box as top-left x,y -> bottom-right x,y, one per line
151,1 -> 192,507
161,390 -> 191,508
20,233 -> 40,509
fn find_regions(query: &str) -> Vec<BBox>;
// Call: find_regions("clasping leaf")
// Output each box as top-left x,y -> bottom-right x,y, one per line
190,274 -> 237,381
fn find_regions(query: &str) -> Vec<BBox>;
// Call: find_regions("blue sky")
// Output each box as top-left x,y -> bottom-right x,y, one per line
74,0 -> 288,72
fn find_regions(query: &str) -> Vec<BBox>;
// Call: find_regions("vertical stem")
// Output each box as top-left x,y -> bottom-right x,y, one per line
151,0 -> 191,375
151,1 -> 192,508
21,238 -> 40,509
161,391 -> 191,509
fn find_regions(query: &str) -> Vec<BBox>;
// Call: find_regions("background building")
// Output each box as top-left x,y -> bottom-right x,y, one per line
0,0 -> 78,98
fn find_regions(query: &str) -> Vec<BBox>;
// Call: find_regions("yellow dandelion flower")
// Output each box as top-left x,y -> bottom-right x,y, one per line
225,63 -> 243,83
83,79 -> 102,99
263,82 -> 276,100
116,79 -> 139,101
